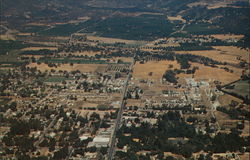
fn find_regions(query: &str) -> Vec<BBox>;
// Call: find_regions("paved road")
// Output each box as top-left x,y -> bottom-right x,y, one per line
202,88 -> 221,131
107,59 -> 134,160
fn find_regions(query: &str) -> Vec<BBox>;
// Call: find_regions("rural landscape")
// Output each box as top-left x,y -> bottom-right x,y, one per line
0,0 -> 249,159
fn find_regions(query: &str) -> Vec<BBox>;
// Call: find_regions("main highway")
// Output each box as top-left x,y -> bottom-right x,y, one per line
107,58 -> 134,160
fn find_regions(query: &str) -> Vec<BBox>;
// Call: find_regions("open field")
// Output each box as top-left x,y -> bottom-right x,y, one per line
222,80 -> 250,100
21,47 -> 58,51
242,121 -> 250,137
133,60 -> 180,81
239,152 -> 250,160
87,36 -> 147,45
167,15 -> 186,23
175,46 -> 250,63
192,63 -> 241,84
28,63 -> 107,73
62,51 -> 101,56
44,76 -> 74,82
113,57 -> 133,63
0,50 -> 20,62
218,94 -> 243,107
0,34 -> 15,40
213,46 -> 250,62
211,34 -> 244,41
82,15 -> 174,40
178,63 -> 242,85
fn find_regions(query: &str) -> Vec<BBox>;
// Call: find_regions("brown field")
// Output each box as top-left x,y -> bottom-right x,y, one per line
188,0 -> 238,9
218,94 -> 243,107
126,99 -> 142,107
192,63 -> 241,84
0,34 -> 15,40
175,46 -> 250,63
177,63 -> 242,85
21,47 -> 58,51
21,55 -> 44,59
211,34 -> 244,41
167,15 -> 186,23
239,152 -> 250,160
133,60 -> 180,81
113,57 -> 133,63
28,41 -> 58,47
242,121 -> 250,137
213,46 -> 250,62
28,63 -> 107,73
16,32 -> 33,36
87,35 -> 147,44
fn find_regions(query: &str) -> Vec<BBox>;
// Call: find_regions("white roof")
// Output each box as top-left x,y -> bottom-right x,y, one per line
93,137 -> 110,143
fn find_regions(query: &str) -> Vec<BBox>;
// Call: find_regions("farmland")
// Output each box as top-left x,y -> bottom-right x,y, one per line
222,80 -> 250,100
133,60 -> 180,81
0,0 -> 249,160
28,63 -> 108,73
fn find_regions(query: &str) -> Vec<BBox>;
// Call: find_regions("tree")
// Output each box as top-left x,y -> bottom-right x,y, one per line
53,147 -> 68,160
100,147 -> 108,155
10,120 -> 30,135
163,70 -> 178,84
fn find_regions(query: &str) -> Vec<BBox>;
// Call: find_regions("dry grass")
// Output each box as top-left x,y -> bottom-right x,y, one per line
242,121 -> 250,137
213,46 -> 250,63
0,34 -> 15,40
211,34 -> 244,40
218,94 -> 243,107
175,46 -> 250,63
27,41 -> 58,47
239,152 -> 250,160
193,63 -> 241,84
113,57 -> 133,63
126,99 -> 142,107
16,33 -> 33,36
21,47 -> 58,51
87,35 -> 146,44
167,15 -> 186,23
133,60 -> 180,81
177,62 -> 242,84
28,63 -> 107,73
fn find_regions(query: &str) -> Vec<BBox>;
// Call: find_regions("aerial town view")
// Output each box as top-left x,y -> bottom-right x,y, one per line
0,0 -> 249,159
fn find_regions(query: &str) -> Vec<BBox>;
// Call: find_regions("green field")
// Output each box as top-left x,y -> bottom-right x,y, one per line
44,76 -> 74,83
41,15 -> 175,40
39,22 -> 89,36
223,80 -> 250,100
0,40 -> 27,55
184,23 -> 223,35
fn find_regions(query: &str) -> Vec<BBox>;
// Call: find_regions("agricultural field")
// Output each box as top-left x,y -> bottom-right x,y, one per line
0,0 -> 249,159
222,80 -> 250,100
21,47 -> 58,51
43,76 -> 75,83
175,46 -> 250,64
210,34 -> 244,41
37,58 -> 108,64
80,15 -> 175,40
28,63 -> 107,73
87,36 -> 146,45
192,63 -> 241,84
218,94 -> 243,107
133,60 -> 180,81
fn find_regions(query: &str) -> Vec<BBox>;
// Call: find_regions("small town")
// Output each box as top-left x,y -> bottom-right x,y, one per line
0,0 -> 249,160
